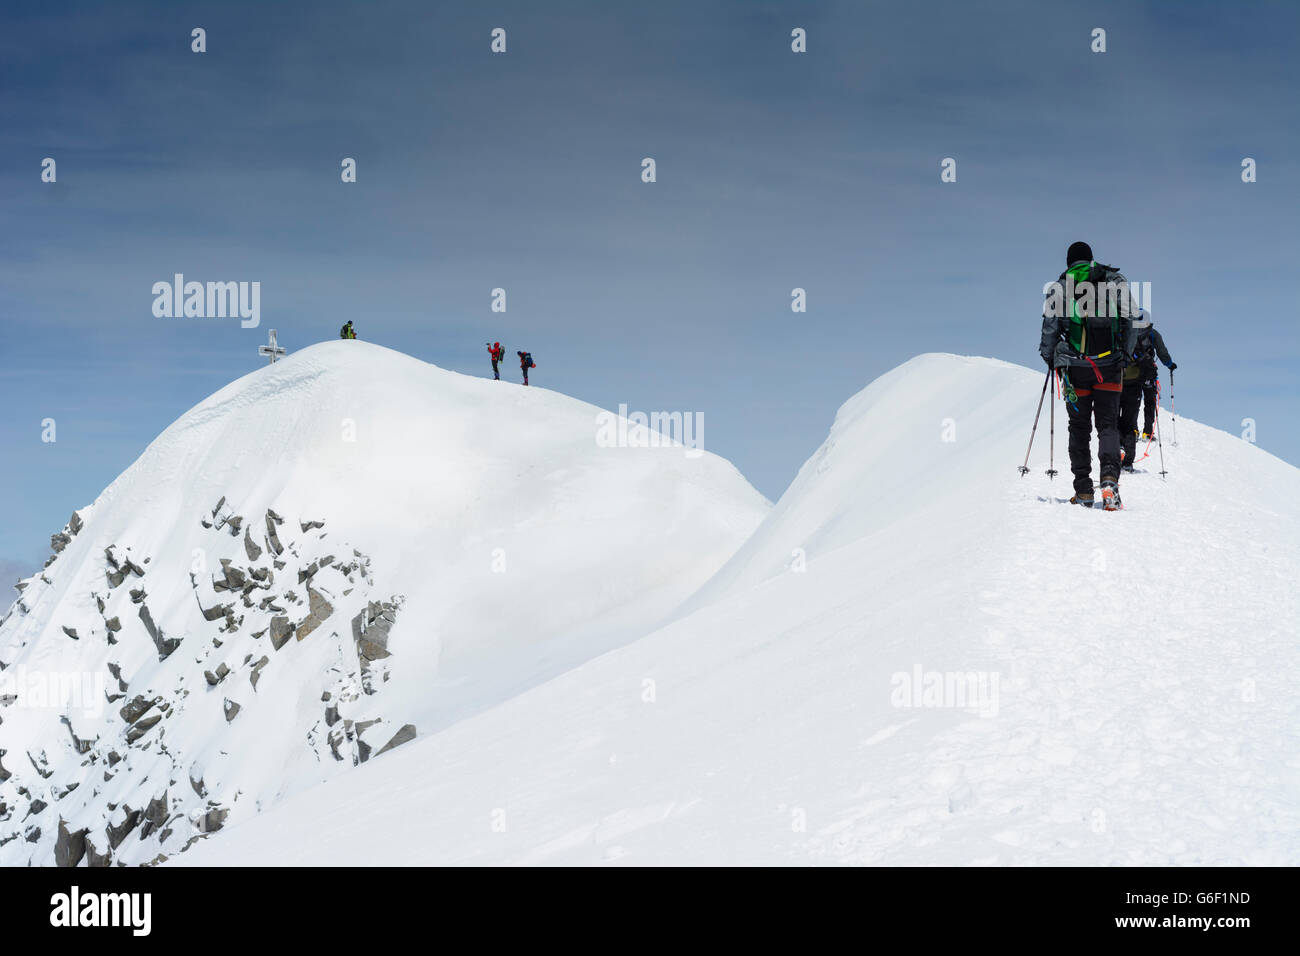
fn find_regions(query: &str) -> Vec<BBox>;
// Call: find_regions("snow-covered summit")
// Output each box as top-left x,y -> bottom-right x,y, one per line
0,340 -> 767,865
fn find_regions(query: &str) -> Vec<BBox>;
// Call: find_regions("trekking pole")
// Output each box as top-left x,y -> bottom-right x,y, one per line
1046,370 -> 1059,480
1019,367 -> 1052,476
1154,387 -> 1168,479
1169,369 -> 1178,446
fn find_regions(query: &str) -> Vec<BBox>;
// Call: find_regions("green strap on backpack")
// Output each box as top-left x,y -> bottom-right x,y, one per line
1064,262 -> 1120,358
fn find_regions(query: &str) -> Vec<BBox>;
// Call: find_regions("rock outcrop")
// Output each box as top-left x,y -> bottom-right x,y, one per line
0,497 -> 407,866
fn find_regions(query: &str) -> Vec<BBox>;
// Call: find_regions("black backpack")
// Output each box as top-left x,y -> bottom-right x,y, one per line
1132,329 -> 1157,365
1059,261 -> 1124,360
521,352 -> 534,368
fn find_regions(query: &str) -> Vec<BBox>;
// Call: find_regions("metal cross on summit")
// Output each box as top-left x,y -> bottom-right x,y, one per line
258,329 -> 286,365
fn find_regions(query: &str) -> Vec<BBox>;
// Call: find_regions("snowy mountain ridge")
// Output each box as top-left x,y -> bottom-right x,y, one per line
0,341 -> 768,865
178,353 -> 1300,866
4,347 -> 1297,866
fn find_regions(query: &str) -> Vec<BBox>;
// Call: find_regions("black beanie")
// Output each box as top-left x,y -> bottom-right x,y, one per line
1066,241 -> 1093,265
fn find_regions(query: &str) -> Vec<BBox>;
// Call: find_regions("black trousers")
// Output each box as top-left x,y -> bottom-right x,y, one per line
491,360 -> 500,380
1139,365 -> 1158,435
1064,365 -> 1122,495
1119,379 -> 1143,465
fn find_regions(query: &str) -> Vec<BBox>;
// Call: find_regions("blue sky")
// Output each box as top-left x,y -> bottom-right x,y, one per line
2,0 -> 1297,570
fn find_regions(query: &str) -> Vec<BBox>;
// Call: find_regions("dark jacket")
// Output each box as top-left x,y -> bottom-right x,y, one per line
1138,327 -> 1173,367
1040,260 -> 1137,371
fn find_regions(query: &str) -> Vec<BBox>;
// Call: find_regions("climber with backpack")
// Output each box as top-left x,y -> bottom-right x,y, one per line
487,342 -> 505,380
517,350 -> 535,386
340,320 -> 357,340
1118,312 -> 1177,471
1135,321 -> 1176,442
1039,240 -> 1138,510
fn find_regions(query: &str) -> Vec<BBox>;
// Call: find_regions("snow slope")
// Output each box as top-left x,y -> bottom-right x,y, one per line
0,340 -> 767,865
179,353 -> 1300,866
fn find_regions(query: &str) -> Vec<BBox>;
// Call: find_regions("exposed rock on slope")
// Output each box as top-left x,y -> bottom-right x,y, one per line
1,500 -> 411,864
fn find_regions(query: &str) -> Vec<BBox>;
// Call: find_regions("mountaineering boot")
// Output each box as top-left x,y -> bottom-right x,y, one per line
1100,477 -> 1123,512
1069,492 -> 1094,507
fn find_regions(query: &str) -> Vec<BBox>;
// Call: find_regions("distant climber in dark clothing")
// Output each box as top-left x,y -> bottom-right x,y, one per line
1118,315 -> 1177,470
340,320 -> 357,340
517,350 -> 535,386
1136,324 -> 1175,440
